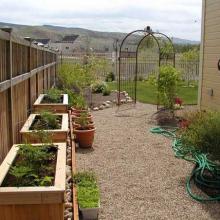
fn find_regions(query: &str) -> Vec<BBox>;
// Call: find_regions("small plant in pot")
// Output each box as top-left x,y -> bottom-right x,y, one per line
72,110 -> 93,122
73,172 -> 100,220
73,112 -> 94,128
71,95 -> 88,114
73,113 -> 95,148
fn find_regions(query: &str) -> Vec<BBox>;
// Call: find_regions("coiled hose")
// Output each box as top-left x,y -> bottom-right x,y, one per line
150,127 -> 220,202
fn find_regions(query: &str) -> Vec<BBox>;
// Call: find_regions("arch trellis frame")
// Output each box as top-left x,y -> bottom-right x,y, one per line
117,28 -> 176,109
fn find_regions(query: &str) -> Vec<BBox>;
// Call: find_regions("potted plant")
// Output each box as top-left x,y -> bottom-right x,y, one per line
20,111 -> 68,143
71,95 -> 88,114
73,113 -> 95,148
33,88 -> 68,113
0,142 -> 66,220
73,112 -> 94,128
73,172 -> 100,220
72,111 -> 93,121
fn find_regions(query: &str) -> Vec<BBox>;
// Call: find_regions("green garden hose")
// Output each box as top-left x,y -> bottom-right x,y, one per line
150,127 -> 220,202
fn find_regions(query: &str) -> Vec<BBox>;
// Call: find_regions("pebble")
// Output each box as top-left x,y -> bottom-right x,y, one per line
66,176 -> 72,183
105,104 -> 110,108
93,107 -> 99,111
66,165 -> 72,177
106,101 -> 111,104
65,202 -> 72,209
65,130 -> 73,219
64,213 -> 73,219
67,158 -> 72,166
99,105 -> 105,110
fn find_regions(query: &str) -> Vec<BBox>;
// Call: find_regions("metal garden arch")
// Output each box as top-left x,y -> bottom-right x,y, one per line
117,27 -> 175,109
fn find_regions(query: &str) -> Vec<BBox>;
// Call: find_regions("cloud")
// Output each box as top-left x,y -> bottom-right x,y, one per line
0,0 -> 202,40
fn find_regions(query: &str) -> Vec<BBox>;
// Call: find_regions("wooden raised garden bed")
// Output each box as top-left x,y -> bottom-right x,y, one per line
20,113 -> 69,143
0,143 -> 66,220
33,94 -> 68,113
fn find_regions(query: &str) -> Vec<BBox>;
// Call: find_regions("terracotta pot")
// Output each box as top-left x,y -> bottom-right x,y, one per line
71,107 -> 88,114
72,114 -> 93,122
73,121 -> 95,129
73,127 -> 95,148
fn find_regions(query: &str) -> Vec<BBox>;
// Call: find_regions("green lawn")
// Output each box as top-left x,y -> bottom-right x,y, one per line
107,81 -> 198,105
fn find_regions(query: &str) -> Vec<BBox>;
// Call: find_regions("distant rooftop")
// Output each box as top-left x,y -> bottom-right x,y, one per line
55,34 -> 79,43
35,38 -> 51,45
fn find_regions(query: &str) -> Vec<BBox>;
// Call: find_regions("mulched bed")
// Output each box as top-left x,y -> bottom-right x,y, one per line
30,115 -> 62,130
41,95 -> 63,104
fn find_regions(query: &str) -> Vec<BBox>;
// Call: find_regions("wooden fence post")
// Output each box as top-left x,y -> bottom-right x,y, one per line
1,28 -> 14,144
24,37 -> 32,112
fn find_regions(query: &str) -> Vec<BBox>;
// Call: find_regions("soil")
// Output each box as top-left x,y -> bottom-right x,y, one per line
84,90 -> 126,108
2,145 -> 57,187
30,115 -> 62,130
76,102 -> 220,220
41,95 -> 63,104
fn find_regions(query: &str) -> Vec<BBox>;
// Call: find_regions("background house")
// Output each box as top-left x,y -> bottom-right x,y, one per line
199,0 -> 220,109
34,38 -> 51,47
51,34 -> 81,55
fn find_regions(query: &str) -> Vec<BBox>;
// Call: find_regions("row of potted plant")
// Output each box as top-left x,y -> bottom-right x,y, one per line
68,92 -> 100,219
0,88 -> 69,220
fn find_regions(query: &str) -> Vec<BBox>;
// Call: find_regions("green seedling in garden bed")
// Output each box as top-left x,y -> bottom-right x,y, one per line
42,88 -> 63,103
30,111 -> 61,130
2,144 -> 57,187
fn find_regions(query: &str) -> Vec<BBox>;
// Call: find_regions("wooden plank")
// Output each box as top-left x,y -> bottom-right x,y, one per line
0,90 -> 11,164
0,30 -> 9,41
69,111 -> 79,220
0,62 -> 57,93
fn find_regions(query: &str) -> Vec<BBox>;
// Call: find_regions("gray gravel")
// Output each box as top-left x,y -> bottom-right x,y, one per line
76,103 -> 220,220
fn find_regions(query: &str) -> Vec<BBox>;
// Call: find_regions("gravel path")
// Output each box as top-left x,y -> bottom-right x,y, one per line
76,103 -> 220,220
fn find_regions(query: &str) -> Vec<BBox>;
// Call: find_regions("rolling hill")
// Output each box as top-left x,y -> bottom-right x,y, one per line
0,22 -> 199,51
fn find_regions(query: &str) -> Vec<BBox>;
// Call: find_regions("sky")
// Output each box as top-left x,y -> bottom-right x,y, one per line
0,0 -> 202,41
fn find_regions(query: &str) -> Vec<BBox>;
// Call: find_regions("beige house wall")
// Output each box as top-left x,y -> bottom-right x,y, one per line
199,0 -> 220,109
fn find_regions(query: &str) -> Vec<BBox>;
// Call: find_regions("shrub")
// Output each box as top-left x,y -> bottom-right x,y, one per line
151,65 -> 180,110
180,111 -> 220,161
58,63 -> 95,92
105,72 -> 115,82
62,88 -> 78,107
138,76 -> 144,81
102,87 -> 111,96
91,81 -> 107,93
75,95 -> 87,110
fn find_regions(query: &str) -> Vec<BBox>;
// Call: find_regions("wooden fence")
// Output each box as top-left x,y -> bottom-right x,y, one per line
0,28 -> 58,164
